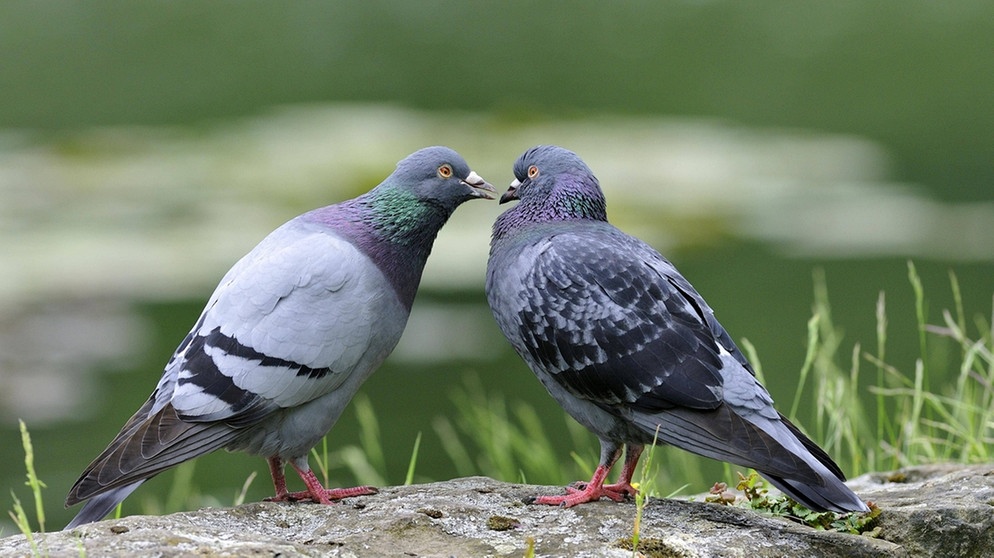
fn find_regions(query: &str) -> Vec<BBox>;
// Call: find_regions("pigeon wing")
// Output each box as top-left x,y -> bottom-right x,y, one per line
172,222 -> 398,423
495,227 -> 737,412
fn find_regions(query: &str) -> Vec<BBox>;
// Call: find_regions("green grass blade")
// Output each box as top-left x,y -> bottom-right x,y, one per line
17,420 -> 46,533
908,261 -> 930,392
874,291 -> 890,460
233,471 -> 257,506
8,492 -> 39,555
432,416 -> 476,478
165,461 -> 197,514
355,394 -> 386,478
404,431 -> 422,486
789,312 -> 820,421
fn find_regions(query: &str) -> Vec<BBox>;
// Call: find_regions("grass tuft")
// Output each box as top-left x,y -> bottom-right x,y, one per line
433,375 -> 596,486
631,429 -> 660,557
861,266 -> 994,470
19,420 -> 46,533
779,264 -> 994,478
8,420 -> 47,556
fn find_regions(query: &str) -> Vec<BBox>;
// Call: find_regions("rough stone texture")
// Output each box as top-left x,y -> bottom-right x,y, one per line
847,464 -> 994,558
2,465 -> 993,557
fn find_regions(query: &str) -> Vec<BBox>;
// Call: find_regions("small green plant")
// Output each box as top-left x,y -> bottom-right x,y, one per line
8,420 -> 47,556
164,461 -> 197,513
706,472 -> 881,534
310,432 -> 332,487
18,419 -> 46,532
523,536 -> 536,558
8,495 -> 38,556
614,536 -> 682,558
630,428 -> 660,557
354,393 -> 387,476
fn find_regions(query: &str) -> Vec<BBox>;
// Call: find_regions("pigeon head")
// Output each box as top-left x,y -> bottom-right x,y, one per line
387,146 -> 495,210
309,146 -> 493,307
496,145 -> 607,223
353,146 -> 494,245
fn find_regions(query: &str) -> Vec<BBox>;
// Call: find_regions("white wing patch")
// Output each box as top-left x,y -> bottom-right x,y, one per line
173,366 -> 231,418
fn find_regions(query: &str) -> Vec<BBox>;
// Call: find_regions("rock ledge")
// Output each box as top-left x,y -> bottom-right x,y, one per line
3,465 -> 993,557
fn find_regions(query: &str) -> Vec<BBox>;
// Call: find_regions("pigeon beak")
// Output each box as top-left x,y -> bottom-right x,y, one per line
462,171 -> 496,200
499,179 -> 521,204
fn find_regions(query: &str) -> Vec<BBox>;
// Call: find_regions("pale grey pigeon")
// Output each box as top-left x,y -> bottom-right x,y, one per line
64,146 -> 495,529
486,145 -> 867,513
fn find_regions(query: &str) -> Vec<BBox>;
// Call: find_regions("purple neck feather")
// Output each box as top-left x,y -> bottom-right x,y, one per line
304,197 -> 449,310
492,173 -> 607,243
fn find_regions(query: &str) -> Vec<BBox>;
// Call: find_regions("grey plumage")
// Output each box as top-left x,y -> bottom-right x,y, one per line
65,146 -> 494,529
486,145 -> 867,513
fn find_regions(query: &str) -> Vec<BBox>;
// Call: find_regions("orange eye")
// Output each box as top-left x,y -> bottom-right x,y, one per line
437,164 -> 453,179
527,165 -> 539,178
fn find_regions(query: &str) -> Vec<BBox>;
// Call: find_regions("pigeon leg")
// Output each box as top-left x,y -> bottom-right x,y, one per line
266,456 -> 291,500
291,462 -> 379,503
530,443 -> 625,507
264,456 -> 378,504
601,444 -> 643,498
285,457 -> 379,503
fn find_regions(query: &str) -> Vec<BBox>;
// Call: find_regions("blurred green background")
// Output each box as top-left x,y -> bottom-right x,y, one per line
1,1 -> 992,531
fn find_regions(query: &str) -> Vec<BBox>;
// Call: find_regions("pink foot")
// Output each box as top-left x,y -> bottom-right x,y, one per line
528,463 -> 637,508
531,480 -> 632,507
265,456 -> 378,505
602,481 -> 638,499
527,445 -> 645,508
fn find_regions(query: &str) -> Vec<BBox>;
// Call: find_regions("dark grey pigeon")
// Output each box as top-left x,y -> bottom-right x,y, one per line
65,146 -> 495,529
486,145 -> 867,513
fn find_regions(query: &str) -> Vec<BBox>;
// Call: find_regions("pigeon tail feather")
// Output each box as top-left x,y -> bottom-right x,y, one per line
632,407 -> 866,512
64,482 -> 143,530
632,406 -> 820,482
66,404 -> 239,506
762,472 -> 869,513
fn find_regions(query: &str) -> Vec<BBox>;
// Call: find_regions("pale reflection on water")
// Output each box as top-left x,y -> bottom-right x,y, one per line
0,300 -> 147,423
1,104 -> 991,422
